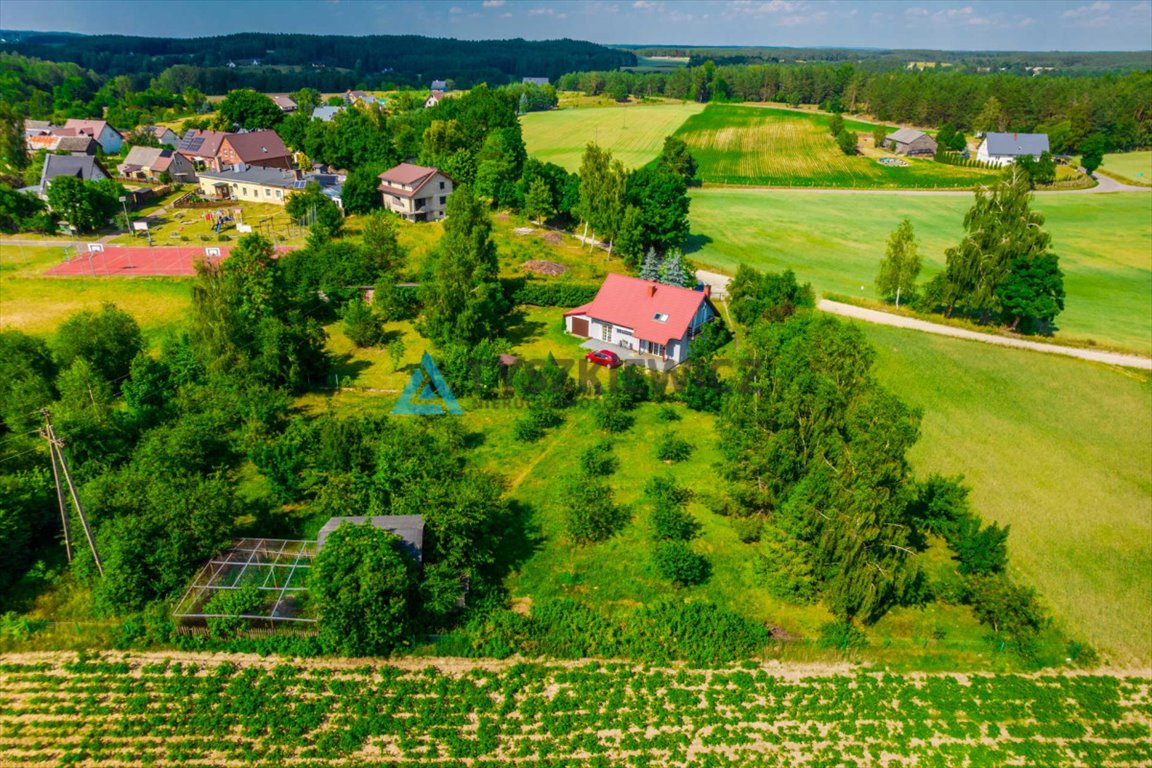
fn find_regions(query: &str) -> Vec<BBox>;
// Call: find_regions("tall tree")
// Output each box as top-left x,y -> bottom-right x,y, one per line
217,88 -> 283,130
0,103 -> 28,172
940,168 -> 1054,324
625,165 -> 690,257
657,136 -> 698,186
875,218 -> 922,308
45,176 -> 120,233
522,176 -> 554,222
53,303 -> 143,388
973,96 -> 1006,134
419,185 -> 511,347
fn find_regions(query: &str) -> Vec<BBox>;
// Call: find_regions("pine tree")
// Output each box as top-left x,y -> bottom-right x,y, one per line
659,249 -> 693,288
875,218 -> 922,308
523,177 -> 554,223
640,248 -> 662,281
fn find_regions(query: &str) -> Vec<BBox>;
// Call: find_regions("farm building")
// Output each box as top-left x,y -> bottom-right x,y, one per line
977,132 -> 1050,166
564,274 -> 716,367
317,515 -> 425,562
377,163 -> 453,221
268,94 -> 298,112
884,128 -> 937,157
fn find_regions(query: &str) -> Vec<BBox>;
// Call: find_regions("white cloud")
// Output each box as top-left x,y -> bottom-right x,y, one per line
633,0 -> 657,8
1062,1 -> 1111,18
450,5 -> 464,13
904,6 -> 930,17
528,6 -> 568,16
481,0 -> 505,7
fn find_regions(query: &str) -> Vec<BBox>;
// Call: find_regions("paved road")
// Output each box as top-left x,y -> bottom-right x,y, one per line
818,299 -> 1152,370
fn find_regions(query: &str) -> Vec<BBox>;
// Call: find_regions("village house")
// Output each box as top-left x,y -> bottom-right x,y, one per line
564,274 -> 717,367
377,163 -> 453,221
62,119 -> 123,154
217,130 -> 293,171
117,146 -> 197,182
884,128 -> 938,157
269,94 -> 298,112
977,132 -> 1050,166
312,105 -> 342,122
196,166 -> 343,207
424,91 -> 445,108
26,134 -> 99,155
145,125 -> 180,147
430,79 -> 448,91
176,129 -> 229,171
522,77 -> 550,86
27,154 -> 110,198
24,119 -> 122,154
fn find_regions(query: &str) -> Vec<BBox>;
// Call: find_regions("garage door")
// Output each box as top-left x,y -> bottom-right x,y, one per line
571,317 -> 589,337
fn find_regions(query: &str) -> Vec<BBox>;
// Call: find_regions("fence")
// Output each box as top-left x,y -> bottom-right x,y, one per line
172,190 -> 222,209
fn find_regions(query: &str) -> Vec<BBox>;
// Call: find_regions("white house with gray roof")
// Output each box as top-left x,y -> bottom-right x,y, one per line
977,132 -> 1050,166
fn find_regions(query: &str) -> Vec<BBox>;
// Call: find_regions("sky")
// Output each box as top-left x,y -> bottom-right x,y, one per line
2,0 -> 1151,51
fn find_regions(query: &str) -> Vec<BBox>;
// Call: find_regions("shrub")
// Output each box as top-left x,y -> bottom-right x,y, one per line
652,540 -> 711,586
614,365 -> 651,407
966,574 -> 1046,656
508,279 -> 600,307
204,583 -> 263,640
512,353 -> 576,409
656,405 -> 682,422
732,517 -> 762,544
651,502 -> 701,542
578,439 -> 618,477
757,526 -> 819,604
655,431 -> 693,462
690,320 -> 732,357
217,234 -> 231,242
342,299 -> 385,347
564,478 -> 630,544
818,620 -> 868,651
513,403 -> 562,443
593,393 -> 634,432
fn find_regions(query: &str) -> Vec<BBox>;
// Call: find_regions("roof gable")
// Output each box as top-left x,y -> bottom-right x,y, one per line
177,129 -> 227,158
41,154 -> 108,188
222,130 -> 290,162
886,128 -> 931,144
565,274 -> 708,344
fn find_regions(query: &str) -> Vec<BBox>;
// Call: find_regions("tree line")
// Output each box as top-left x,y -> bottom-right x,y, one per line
558,62 -> 1152,152
2,32 -> 634,92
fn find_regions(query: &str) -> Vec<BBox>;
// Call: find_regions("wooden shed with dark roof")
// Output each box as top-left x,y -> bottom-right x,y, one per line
884,128 -> 937,157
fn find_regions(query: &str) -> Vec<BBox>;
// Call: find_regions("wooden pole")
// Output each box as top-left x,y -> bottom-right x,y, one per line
41,411 -> 103,576
44,429 -> 73,563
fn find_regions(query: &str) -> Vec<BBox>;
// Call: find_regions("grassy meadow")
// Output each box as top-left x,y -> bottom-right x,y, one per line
864,322 -> 1152,665
1098,150 -> 1152,186
672,104 -> 1003,188
520,102 -> 705,171
688,189 -> 1152,354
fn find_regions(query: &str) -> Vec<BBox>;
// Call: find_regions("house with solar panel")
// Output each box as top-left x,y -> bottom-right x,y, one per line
176,129 -> 292,173
564,274 -> 717,368
195,167 -> 343,208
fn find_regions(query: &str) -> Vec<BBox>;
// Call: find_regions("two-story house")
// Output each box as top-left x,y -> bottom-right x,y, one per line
377,164 -> 454,222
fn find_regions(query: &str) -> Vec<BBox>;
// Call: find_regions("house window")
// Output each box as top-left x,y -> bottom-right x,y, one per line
265,188 -> 271,196
439,181 -> 445,189
653,312 -> 669,322
276,190 -> 282,199
439,196 -> 446,204
600,323 -> 612,341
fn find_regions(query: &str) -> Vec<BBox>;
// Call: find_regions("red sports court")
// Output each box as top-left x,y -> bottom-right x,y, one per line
44,244 -> 298,277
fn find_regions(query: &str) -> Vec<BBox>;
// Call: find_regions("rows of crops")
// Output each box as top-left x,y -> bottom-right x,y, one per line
673,104 -> 1001,188
2,653 -> 1149,766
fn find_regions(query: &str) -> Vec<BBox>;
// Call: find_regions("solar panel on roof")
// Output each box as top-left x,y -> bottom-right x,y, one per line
178,136 -> 205,153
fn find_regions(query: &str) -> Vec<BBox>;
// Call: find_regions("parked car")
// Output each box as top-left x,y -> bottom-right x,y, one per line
585,349 -> 623,368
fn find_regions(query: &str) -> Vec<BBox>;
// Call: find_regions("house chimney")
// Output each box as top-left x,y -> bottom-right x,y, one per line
648,284 -> 657,298
1014,132 -> 1018,140
703,284 -> 711,299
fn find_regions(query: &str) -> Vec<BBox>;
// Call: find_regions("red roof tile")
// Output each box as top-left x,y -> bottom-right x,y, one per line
222,130 -> 290,162
564,274 -> 708,344
379,163 -> 438,186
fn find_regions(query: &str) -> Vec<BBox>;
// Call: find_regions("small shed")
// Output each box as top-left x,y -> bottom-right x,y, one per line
884,128 -> 937,157
317,515 -> 425,562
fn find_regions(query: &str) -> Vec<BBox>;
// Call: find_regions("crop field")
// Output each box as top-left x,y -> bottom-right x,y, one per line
672,104 -> 1002,188
862,323 -> 1152,666
1099,151 -> 1152,186
520,102 -> 705,171
688,189 -> 1152,354
1,654 -> 1149,767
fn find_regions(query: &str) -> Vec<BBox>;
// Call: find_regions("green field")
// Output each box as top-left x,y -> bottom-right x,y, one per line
1099,150 -> 1152,186
520,102 -> 705,171
688,189 -> 1152,354
4,654 -> 1148,767
863,323 -> 1152,666
673,104 -> 1003,188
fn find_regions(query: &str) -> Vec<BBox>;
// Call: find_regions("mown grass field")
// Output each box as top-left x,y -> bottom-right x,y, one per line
1099,150 -> 1152,186
520,102 -> 705,171
673,104 -> 1003,188
863,323 -> 1152,666
4,654 -> 1148,768
688,189 -> 1152,354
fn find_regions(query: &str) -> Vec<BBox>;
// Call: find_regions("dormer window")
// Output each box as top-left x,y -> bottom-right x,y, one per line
653,313 -> 669,322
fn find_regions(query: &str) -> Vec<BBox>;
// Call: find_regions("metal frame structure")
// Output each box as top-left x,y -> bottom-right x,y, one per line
172,538 -> 317,627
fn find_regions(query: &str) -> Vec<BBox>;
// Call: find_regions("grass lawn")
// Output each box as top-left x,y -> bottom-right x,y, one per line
1097,150 -> 1152,186
0,244 -> 193,343
521,102 -> 705,171
863,323 -> 1152,666
107,200 -> 305,247
688,189 -> 1152,354
674,104 -> 1003,189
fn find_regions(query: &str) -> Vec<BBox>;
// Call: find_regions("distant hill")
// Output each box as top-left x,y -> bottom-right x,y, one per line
0,31 -> 635,92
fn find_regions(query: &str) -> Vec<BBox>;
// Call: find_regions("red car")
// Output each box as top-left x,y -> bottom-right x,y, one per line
585,349 -> 623,368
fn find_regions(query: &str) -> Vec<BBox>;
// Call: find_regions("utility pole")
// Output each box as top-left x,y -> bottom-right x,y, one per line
40,410 -> 103,575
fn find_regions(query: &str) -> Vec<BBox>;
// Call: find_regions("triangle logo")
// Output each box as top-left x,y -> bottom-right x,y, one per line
392,352 -> 464,416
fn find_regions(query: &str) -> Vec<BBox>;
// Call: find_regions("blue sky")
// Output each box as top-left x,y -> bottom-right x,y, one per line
2,0 -> 1151,50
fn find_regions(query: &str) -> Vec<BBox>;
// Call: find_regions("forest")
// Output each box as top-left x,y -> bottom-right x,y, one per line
0,31 -> 635,92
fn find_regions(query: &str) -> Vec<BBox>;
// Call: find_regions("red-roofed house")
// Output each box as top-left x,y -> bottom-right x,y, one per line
63,119 -> 123,154
377,163 -> 453,221
218,130 -> 292,171
565,274 -> 716,366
